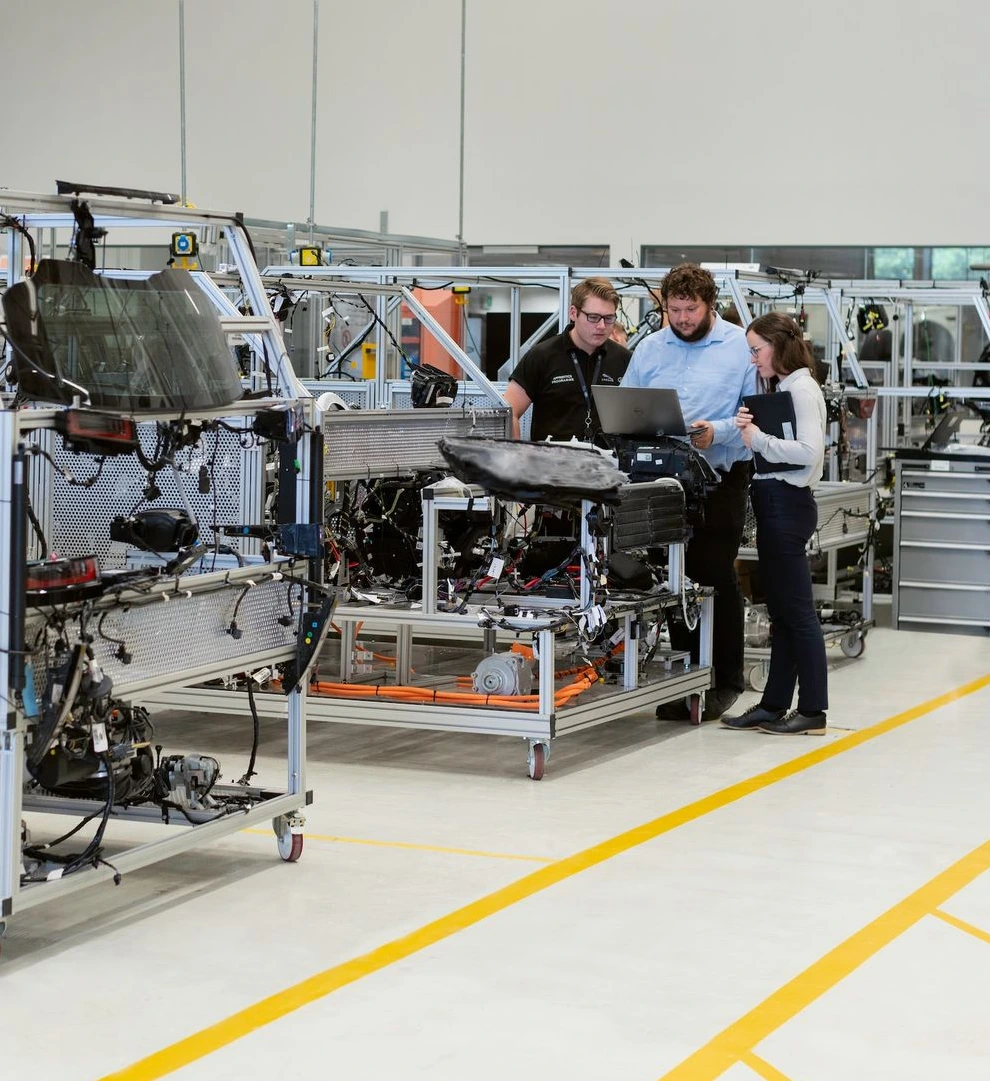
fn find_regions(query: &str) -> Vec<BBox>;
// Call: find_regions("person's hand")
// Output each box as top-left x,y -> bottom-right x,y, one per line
738,421 -> 760,448
735,406 -> 753,429
689,420 -> 713,449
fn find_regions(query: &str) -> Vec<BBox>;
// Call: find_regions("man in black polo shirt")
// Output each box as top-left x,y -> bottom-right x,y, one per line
504,277 -> 631,444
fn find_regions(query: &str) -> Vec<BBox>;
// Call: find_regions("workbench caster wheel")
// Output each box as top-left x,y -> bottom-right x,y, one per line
273,814 -> 305,862
840,631 -> 865,659
688,694 -> 702,726
278,833 -> 304,862
527,741 -> 549,781
748,662 -> 769,692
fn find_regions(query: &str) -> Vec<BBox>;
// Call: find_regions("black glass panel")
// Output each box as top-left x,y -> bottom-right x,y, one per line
2,260 -> 243,412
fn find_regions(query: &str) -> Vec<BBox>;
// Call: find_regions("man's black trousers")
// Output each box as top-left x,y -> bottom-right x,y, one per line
669,460 -> 750,694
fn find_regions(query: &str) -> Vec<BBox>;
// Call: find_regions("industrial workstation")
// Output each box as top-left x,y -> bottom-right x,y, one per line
2,3 -> 989,1079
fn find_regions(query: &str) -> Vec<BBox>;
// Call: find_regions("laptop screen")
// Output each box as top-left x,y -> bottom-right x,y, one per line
591,385 -> 688,437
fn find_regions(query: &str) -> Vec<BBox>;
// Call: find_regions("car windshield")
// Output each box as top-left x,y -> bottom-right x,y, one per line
2,260 -> 243,412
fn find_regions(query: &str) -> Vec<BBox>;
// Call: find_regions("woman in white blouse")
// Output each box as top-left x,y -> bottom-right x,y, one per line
721,312 -> 829,735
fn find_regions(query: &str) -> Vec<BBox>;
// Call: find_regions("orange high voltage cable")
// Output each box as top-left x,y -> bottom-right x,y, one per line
305,668 -> 598,711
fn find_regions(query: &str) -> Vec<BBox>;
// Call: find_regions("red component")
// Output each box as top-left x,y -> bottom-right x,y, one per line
848,397 -> 877,420
56,410 -> 138,455
26,555 -> 99,592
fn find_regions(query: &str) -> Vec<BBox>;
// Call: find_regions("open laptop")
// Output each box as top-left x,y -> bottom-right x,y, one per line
592,384 -> 689,438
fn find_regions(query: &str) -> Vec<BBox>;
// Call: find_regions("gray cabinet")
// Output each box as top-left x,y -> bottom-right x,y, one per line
893,454 -> 990,635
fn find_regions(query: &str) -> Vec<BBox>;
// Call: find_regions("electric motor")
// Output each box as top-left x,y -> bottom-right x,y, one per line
472,652 -> 533,696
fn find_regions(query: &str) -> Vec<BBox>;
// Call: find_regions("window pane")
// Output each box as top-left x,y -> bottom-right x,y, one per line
871,248 -> 914,278
931,248 -> 969,279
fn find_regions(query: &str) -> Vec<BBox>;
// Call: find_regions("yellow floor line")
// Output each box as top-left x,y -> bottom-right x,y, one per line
100,672 -> 990,1081
740,1050 -> 794,1081
659,838 -> 990,1081
931,907 -> 990,946
242,828 -> 554,864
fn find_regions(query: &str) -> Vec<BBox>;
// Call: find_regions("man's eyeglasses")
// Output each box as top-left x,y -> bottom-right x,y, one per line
749,343 -> 769,357
580,310 -> 618,326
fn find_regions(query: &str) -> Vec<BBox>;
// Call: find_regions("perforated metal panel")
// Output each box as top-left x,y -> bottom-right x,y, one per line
814,482 -> 873,547
385,380 -> 505,411
301,379 -> 375,408
25,569 -> 297,699
740,480 -> 873,556
35,423 -> 263,569
322,408 -> 511,480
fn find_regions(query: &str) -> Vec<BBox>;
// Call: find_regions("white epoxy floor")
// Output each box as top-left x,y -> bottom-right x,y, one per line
3,619 -> 989,1081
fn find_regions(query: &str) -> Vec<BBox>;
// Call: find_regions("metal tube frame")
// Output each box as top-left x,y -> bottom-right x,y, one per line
0,194 -> 320,929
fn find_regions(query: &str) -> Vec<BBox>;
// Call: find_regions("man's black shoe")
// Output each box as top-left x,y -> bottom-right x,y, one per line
702,688 -> 739,722
759,710 -> 827,736
720,704 -> 786,731
656,699 -> 690,721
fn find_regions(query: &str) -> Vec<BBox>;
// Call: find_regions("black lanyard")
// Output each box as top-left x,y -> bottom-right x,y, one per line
570,349 -> 603,437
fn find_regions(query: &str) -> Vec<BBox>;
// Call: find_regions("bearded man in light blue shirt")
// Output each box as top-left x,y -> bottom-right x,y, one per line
622,263 -> 756,722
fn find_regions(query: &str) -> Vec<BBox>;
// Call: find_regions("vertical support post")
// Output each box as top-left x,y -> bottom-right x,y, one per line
903,302 -> 914,442
0,726 -> 22,922
457,0 -> 466,249
286,686 -> 306,797
537,629 -> 555,719
509,286 -> 521,372
308,0 -> 319,241
891,460 -> 904,629
559,272 -> 571,332
6,229 -> 23,290
178,0 -> 187,206
668,542 -> 683,594
882,307 -> 900,450
824,288 -> 840,382
0,414 -> 17,695
340,619 -> 356,681
623,613 -> 637,691
861,531 -> 874,623
698,592 -> 714,671
579,499 -> 594,610
375,287 -> 390,394
9,447 -> 27,693
0,410 -> 23,921
864,387 -> 878,627
395,624 -> 413,684
420,489 -> 439,615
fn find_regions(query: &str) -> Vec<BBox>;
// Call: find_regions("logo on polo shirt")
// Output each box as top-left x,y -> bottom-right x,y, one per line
551,374 -> 574,385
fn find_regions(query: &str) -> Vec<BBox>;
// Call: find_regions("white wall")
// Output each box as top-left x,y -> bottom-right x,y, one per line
4,0 -> 988,250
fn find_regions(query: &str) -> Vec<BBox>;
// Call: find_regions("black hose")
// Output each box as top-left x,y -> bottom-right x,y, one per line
238,680 -> 261,785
